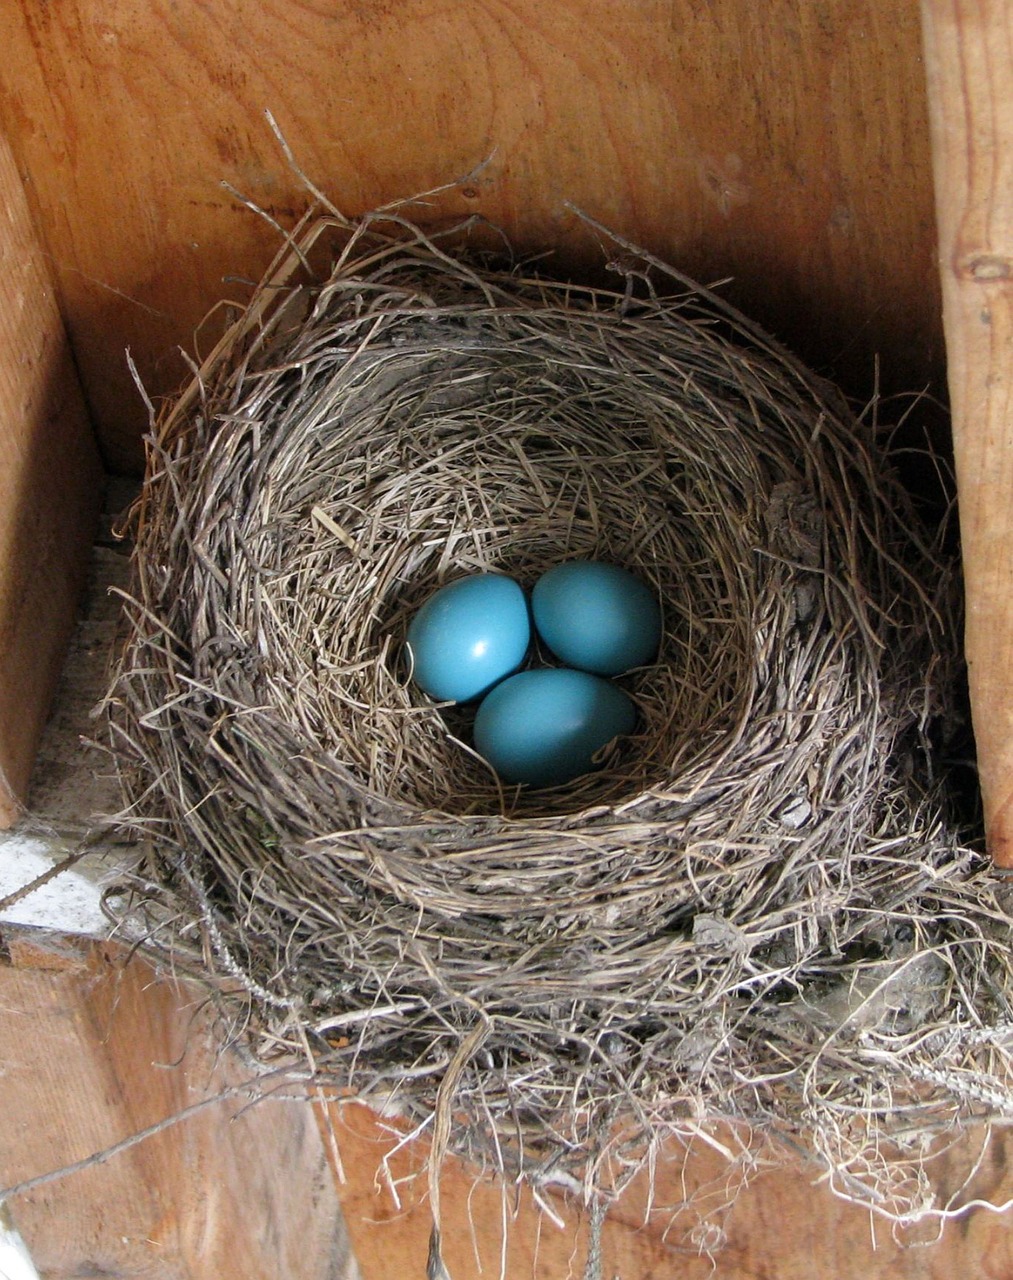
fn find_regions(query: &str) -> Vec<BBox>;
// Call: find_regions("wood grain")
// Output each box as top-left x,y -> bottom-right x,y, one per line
921,0 -> 1013,864
0,132 -> 102,827
0,0 -> 942,475
0,932 -> 355,1279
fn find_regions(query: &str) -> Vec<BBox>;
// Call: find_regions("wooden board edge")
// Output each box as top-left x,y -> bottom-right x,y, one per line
0,128 -> 104,827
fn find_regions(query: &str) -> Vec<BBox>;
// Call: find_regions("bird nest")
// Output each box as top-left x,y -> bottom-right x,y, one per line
104,200 -> 1013,1230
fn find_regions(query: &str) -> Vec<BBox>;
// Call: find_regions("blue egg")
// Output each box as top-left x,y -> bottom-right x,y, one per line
473,667 -> 637,787
531,560 -> 661,676
406,573 -> 530,703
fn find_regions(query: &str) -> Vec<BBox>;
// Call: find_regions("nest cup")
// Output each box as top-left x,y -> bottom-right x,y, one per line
105,202 -> 1013,1225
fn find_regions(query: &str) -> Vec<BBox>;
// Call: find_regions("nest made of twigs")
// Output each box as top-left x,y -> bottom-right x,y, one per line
103,199 -> 1013,1228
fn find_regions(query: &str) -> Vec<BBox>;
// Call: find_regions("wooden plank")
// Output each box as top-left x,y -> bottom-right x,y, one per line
921,0 -> 1013,864
0,932 -> 355,1279
325,1102 -> 1013,1279
0,0 -> 942,474
0,132 -> 103,827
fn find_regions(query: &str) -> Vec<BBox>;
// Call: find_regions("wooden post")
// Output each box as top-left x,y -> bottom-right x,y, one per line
921,0 -> 1013,865
0,133 -> 103,826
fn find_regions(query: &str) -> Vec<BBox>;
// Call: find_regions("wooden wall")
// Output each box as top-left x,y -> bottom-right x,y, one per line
0,0 -> 942,476
0,134 -> 101,825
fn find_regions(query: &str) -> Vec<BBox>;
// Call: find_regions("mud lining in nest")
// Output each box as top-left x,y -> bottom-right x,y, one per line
103,198 -> 1013,1238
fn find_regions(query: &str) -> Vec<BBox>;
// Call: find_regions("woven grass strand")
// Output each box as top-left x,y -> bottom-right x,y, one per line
103,207 -> 1013,1231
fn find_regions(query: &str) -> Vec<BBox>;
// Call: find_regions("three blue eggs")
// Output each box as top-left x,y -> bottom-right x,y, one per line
406,560 -> 661,789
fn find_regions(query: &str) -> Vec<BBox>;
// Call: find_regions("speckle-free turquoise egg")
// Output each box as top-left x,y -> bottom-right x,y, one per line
406,573 -> 530,703
531,560 -> 661,676
473,667 -> 637,787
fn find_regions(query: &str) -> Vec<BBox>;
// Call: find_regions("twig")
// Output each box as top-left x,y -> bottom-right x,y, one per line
0,847 -> 91,913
